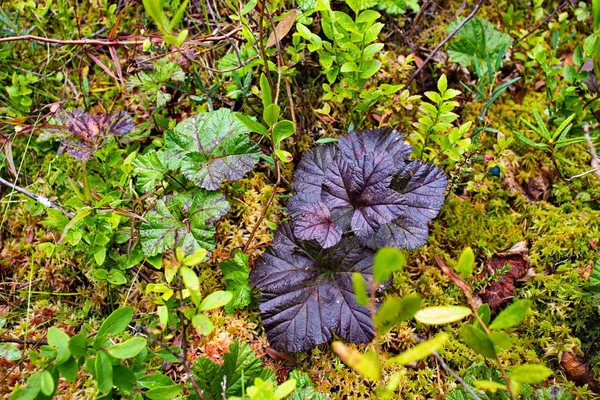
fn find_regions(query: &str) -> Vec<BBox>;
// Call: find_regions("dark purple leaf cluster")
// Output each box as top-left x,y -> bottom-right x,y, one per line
53,109 -> 134,160
250,129 -> 448,352
249,222 -> 377,352
289,129 -> 447,249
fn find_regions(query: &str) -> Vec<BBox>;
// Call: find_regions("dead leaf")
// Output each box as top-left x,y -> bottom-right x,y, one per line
265,347 -> 296,366
3,141 -> 17,177
560,352 -> 600,393
474,241 -> 530,310
266,9 -> 297,48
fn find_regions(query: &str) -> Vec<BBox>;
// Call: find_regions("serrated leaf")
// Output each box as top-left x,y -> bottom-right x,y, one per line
164,108 -> 261,190
292,201 -> 342,248
133,150 -> 168,192
249,222 -> 377,352
139,190 -> 230,257
415,306 -> 471,325
387,333 -> 449,365
220,253 -> 252,314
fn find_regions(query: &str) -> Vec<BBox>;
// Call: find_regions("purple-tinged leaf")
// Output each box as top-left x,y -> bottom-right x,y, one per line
293,145 -> 336,202
53,109 -> 134,160
164,109 -> 261,190
391,161 -> 447,224
321,152 -> 406,238
250,222 -> 376,352
293,202 -> 342,248
338,129 -> 412,172
366,215 -> 430,250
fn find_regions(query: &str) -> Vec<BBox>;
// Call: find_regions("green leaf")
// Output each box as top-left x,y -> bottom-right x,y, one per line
145,385 -> 182,400
107,337 -> 147,359
58,356 -> 78,383
275,149 -> 293,163
373,247 -> 406,283
387,333 -> 449,366
199,291 -> 233,311
530,108 -> 551,140
94,307 -> 133,349
182,247 -> 208,266
180,266 -> 202,307
69,331 -> 87,357
263,103 -> 281,127
345,0 -> 377,13
112,364 -> 137,393
447,18 -> 512,70
142,0 -> 165,28
233,112 -> 269,137
332,342 -> 380,381
552,113 -> 576,140
510,364 -> 552,384
40,370 -> 54,396
275,378 -> 297,399
272,120 -> 295,144
139,190 -> 230,257
460,324 -> 496,359
456,247 -> 474,278
48,327 -> 71,365
168,0 -> 189,31
133,150 -> 168,192
219,253 -> 252,314
260,73 -> 273,107
164,108 -> 261,190
474,380 -> 506,393
192,314 -> 214,336
352,272 -> 369,307
374,294 -> 421,330
138,372 -> 176,389
414,306 -> 471,325
513,131 -> 548,150
96,350 -> 114,394
489,299 -> 530,330
360,60 -> 381,79
488,331 -> 513,349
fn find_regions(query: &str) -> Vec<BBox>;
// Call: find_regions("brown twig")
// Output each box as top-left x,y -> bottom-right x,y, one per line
0,29 -> 244,46
0,338 -> 48,346
434,254 -> 516,400
402,0 -> 485,90
514,0 -> 569,45
408,0 -> 433,42
242,0 -> 282,253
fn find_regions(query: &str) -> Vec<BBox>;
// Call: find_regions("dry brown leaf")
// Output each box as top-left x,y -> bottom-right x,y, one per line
266,9 -> 297,48
560,352 -> 600,393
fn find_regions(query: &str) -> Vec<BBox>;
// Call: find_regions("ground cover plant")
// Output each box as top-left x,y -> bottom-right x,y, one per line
1,0 -> 600,399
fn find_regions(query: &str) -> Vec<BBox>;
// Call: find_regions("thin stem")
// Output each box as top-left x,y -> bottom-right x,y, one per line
432,351 -> 483,400
403,0 -> 485,90
81,160 -> 93,203
0,338 -> 48,345
0,176 -> 73,218
177,276 -> 205,400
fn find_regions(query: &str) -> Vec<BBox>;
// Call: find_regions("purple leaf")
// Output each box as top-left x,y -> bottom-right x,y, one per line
53,109 -> 134,160
293,202 -> 342,248
391,161 -> 447,224
321,152 -> 406,238
338,128 -> 412,172
293,145 -> 336,202
364,215 -> 430,250
249,222 -> 376,352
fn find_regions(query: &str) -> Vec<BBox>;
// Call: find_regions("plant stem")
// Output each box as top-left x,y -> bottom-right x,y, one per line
81,160 -> 93,203
0,176 -> 73,218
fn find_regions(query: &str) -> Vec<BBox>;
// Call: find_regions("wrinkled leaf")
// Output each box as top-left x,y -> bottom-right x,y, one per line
250,222 -> 377,352
139,190 -> 230,257
164,108 -> 261,190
